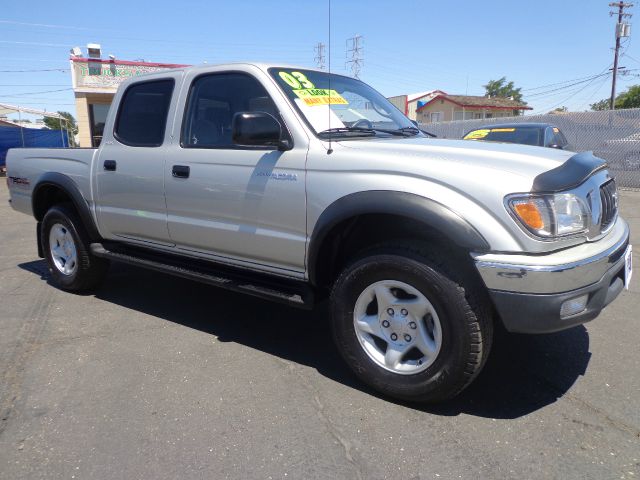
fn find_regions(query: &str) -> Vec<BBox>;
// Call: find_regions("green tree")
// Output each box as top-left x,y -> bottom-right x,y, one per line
483,77 -> 525,103
615,85 -> 640,109
43,111 -> 78,146
591,85 -> 640,111
590,98 -> 610,111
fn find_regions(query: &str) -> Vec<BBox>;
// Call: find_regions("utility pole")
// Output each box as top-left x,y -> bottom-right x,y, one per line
609,2 -> 633,109
346,35 -> 364,79
314,42 -> 326,70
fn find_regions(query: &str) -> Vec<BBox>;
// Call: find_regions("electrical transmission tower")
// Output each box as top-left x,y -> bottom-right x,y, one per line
314,42 -> 326,70
346,35 -> 364,78
609,2 -> 633,109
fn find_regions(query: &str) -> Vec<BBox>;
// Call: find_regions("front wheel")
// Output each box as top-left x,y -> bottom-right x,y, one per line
330,243 -> 493,403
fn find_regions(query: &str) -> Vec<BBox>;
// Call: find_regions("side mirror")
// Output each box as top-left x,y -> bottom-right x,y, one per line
548,144 -> 564,149
232,112 -> 291,151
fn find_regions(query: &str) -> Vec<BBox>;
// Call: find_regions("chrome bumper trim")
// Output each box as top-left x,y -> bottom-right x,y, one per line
474,220 -> 629,294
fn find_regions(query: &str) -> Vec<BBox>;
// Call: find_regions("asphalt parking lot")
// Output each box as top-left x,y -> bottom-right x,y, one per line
0,182 -> 638,480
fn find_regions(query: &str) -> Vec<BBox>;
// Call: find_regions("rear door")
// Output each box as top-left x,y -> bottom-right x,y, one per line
95,75 -> 178,245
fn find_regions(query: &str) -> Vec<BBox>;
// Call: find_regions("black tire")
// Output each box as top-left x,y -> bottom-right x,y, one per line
330,242 -> 493,403
41,203 -> 109,291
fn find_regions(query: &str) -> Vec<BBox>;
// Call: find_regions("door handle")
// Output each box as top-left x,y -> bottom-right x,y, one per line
103,160 -> 117,171
172,165 -> 190,178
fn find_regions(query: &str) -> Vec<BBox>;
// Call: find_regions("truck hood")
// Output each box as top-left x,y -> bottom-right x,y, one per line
338,137 -> 576,184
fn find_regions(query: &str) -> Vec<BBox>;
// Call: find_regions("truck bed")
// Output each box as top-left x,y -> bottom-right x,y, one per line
6,147 -> 98,217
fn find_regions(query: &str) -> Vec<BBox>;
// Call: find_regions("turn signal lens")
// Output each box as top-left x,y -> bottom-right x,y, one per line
509,196 -> 552,236
513,201 -> 544,230
507,193 -> 589,238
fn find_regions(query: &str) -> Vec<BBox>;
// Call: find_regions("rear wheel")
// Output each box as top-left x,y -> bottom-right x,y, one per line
42,204 -> 109,291
330,242 -> 493,402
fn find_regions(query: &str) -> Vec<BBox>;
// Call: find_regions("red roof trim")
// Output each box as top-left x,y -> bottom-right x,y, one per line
70,57 -> 189,68
415,94 -> 532,111
407,90 -> 447,104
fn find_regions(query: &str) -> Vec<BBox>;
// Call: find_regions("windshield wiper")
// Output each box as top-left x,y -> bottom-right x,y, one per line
368,127 -> 417,137
396,126 -> 436,137
317,127 -> 377,138
318,126 -> 425,138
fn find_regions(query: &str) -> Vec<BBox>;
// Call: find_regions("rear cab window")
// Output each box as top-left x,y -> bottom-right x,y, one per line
114,79 -> 174,147
463,126 -> 543,146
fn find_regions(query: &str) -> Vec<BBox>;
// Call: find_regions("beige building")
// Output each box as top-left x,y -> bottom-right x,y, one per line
388,90 -> 531,123
415,93 -> 531,123
71,48 -> 186,147
388,90 -> 446,121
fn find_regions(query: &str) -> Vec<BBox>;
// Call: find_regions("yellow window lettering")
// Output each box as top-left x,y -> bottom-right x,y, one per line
464,129 -> 490,139
291,71 -> 315,89
293,88 -> 349,106
279,71 -> 301,89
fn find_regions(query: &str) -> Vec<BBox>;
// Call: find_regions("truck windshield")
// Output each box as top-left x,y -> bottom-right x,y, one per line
269,68 -> 419,139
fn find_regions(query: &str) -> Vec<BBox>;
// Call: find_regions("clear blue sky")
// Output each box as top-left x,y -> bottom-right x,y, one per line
1,0 -> 639,118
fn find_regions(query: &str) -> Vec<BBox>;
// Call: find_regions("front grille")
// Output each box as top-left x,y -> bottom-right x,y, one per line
599,179 -> 618,231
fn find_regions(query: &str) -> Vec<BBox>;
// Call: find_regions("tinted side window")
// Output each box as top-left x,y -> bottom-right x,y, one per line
552,129 -> 568,147
115,79 -> 174,147
182,72 -> 283,148
484,128 -> 542,146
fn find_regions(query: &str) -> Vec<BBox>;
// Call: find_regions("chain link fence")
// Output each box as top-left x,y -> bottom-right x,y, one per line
419,108 -> 640,189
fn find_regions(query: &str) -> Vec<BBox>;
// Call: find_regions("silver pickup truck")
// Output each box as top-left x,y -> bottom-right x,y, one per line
6,63 -> 632,402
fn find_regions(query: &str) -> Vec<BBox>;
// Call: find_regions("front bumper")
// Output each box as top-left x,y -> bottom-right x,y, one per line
474,219 -> 630,333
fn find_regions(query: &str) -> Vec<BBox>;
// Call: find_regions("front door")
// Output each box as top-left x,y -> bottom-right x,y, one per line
164,71 -> 307,274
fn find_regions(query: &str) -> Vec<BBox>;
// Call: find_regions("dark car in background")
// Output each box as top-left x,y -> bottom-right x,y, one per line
463,123 -> 571,150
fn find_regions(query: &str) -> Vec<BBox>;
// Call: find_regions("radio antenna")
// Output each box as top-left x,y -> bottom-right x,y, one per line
327,0 -> 333,154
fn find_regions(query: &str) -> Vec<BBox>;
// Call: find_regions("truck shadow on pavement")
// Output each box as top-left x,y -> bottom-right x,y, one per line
20,259 -> 592,420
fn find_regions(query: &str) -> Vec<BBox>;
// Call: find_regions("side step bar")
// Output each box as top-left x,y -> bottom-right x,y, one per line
90,243 -> 314,309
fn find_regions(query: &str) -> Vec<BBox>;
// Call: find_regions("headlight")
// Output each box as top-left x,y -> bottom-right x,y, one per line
507,193 -> 590,238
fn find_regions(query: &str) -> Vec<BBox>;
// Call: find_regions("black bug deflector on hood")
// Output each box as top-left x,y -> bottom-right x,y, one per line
532,151 -> 607,192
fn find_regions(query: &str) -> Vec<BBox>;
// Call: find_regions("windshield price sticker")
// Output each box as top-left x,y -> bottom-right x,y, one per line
293,88 -> 349,106
464,129 -> 490,139
464,127 -> 516,139
279,71 -> 316,89
278,70 -> 349,106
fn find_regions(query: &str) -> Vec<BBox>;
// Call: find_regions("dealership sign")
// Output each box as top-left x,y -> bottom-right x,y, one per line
71,58 -> 187,93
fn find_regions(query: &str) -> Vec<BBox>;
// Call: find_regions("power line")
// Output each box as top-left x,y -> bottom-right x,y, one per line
0,40 -> 71,48
0,84 -> 69,87
3,102 -> 75,106
346,35 -> 364,79
0,88 -> 73,97
526,72 -> 613,98
0,19 -> 92,30
521,73 -> 614,92
575,75 -> 613,111
0,68 -> 69,73
535,67 -> 613,113
622,51 -> 640,64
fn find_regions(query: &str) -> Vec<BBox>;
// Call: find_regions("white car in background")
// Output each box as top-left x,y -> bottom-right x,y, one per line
596,132 -> 640,170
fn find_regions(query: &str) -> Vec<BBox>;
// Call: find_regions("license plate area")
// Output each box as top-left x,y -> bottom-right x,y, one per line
624,245 -> 633,290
